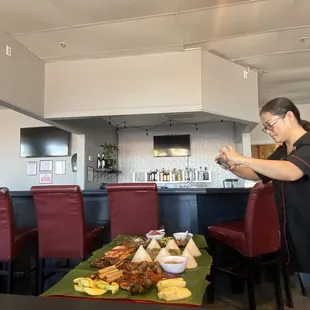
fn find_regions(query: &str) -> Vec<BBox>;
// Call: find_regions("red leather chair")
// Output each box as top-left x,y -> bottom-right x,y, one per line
31,185 -> 104,294
0,187 -> 37,293
107,183 -> 159,239
207,182 -> 284,310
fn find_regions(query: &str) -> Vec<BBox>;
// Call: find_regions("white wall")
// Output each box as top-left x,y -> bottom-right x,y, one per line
298,104 -> 310,120
55,118 -> 117,189
202,51 -> 259,123
0,110 -> 78,190
83,122 -> 118,189
0,29 -> 45,116
44,50 -> 202,118
250,122 -> 274,145
117,122 -> 243,188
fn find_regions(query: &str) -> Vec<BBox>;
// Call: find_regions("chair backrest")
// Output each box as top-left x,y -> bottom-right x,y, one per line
0,187 -> 15,260
107,183 -> 159,239
31,185 -> 86,259
244,181 -> 280,256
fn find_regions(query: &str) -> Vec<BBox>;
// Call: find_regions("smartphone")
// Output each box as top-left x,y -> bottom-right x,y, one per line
216,157 -> 231,170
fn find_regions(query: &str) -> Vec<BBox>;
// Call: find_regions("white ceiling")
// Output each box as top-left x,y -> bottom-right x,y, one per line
0,0 -> 310,114
101,111 -> 238,128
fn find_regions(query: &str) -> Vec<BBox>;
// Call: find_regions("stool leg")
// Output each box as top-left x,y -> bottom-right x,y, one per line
37,258 -> 44,295
254,267 -> 262,285
298,273 -> 307,297
246,259 -> 256,310
206,264 -> 216,303
6,260 -> 14,293
273,258 -> 284,310
206,240 -> 219,304
282,265 -> 294,308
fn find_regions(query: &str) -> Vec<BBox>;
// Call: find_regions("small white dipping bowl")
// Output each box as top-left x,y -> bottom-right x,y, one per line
146,230 -> 165,240
173,232 -> 193,241
159,256 -> 188,274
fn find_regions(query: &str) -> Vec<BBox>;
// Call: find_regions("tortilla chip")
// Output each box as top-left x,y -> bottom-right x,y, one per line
184,238 -> 201,257
182,248 -> 197,269
147,239 -> 161,251
165,239 -> 181,254
155,248 -> 171,261
132,245 -> 153,263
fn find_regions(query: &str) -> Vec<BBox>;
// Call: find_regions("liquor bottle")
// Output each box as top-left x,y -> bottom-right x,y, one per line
184,167 -> 189,181
101,153 -> 105,169
203,167 -> 209,181
160,169 -> 164,182
97,153 -> 102,169
198,166 -> 203,181
172,168 -> 176,181
179,169 -> 183,181
189,168 -> 193,181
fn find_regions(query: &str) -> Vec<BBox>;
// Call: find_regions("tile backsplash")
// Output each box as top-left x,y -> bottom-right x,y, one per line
118,122 -> 243,188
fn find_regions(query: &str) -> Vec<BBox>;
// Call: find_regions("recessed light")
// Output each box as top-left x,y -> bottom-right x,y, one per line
300,37 -> 307,44
60,41 -> 67,48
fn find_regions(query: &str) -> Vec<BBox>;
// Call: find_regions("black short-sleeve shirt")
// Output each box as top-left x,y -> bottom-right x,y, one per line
286,146 -> 310,177
255,131 -> 310,273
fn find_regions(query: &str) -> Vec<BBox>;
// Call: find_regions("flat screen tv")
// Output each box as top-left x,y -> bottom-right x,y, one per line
153,134 -> 190,157
20,127 -> 70,158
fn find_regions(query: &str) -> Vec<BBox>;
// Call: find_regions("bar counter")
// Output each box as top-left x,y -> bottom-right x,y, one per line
10,187 -> 251,239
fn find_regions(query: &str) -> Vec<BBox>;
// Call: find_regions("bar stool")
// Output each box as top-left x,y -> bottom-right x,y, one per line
107,183 -> 159,239
31,185 -> 105,294
0,187 -> 37,293
207,182 -> 284,310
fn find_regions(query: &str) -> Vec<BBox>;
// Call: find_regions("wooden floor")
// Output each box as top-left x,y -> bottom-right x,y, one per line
203,274 -> 310,310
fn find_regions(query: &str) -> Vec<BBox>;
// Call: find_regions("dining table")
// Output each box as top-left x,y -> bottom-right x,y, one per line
0,293 -> 205,310
42,234 -> 212,307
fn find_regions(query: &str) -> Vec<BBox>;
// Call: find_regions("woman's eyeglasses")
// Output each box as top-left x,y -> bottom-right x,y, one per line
261,114 -> 285,133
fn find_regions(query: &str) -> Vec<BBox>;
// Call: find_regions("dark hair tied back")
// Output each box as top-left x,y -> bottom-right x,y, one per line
260,97 -> 310,132
301,119 -> 310,132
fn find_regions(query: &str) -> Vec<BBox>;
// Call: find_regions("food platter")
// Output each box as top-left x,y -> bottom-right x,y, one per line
75,231 -> 204,302
43,232 -> 211,306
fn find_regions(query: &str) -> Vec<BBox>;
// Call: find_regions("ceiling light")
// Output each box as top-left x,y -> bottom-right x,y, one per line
60,41 -> 67,48
300,37 -> 307,44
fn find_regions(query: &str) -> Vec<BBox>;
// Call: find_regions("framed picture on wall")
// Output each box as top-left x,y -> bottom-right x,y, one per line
39,160 -> 53,171
55,160 -> 66,175
39,173 -> 53,184
26,161 -> 37,175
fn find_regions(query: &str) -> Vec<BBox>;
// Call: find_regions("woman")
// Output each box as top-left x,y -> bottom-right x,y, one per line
217,97 -> 310,286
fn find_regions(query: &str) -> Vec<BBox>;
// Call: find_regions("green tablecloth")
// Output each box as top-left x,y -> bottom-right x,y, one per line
43,235 -> 211,306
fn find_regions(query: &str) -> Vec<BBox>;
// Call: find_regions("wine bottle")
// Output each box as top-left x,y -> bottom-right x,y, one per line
101,153 -> 105,169
204,167 -> 209,180
97,153 -> 102,169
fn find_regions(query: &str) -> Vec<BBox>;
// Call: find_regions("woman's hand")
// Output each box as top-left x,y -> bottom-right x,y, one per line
214,153 -> 237,171
218,145 -> 245,165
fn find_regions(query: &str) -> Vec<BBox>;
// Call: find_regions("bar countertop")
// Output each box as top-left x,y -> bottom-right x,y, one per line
9,187 -> 251,196
9,186 -> 251,236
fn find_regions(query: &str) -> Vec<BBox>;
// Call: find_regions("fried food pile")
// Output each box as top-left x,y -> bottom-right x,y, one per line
75,235 -> 200,301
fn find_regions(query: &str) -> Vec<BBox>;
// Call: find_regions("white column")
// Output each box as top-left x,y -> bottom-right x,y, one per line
76,134 -> 86,189
242,133 -> 252,157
